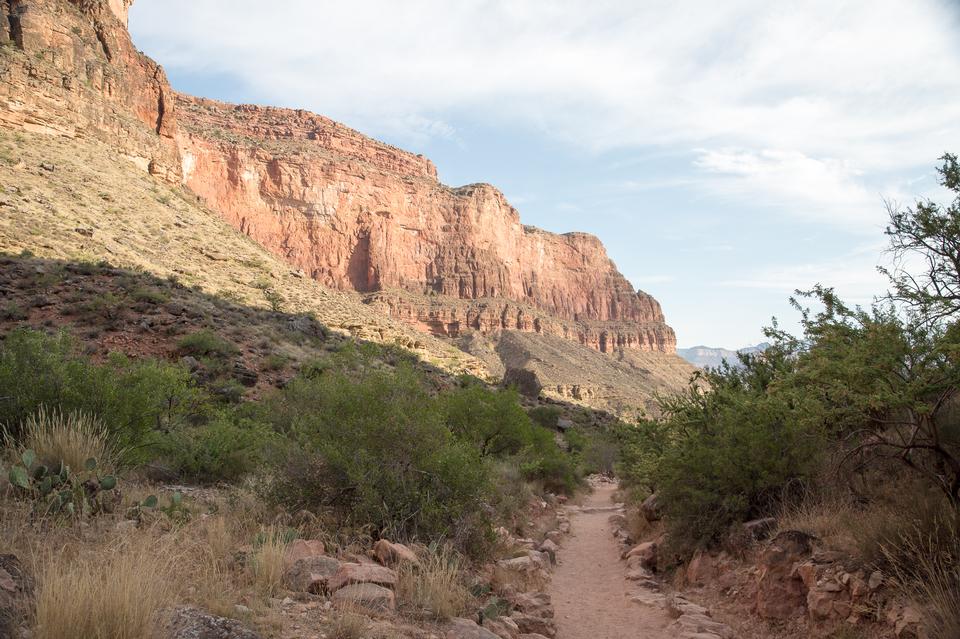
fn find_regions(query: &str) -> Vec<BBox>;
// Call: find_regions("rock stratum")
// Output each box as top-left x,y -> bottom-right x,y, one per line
0,0 -> 692,412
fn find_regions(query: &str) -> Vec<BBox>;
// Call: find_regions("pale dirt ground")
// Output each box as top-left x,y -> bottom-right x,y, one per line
550,483 -> 674,639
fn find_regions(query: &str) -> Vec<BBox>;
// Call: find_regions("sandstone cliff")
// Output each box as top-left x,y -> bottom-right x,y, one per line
0,0 -> 179,176
175,96 -> 677,354
0,0 -> 693,411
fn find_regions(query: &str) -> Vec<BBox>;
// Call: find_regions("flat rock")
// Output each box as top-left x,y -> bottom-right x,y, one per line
283,556 -> 341,593
447,617 -> 501,639
328,563 -> 397,592
331,583 -> 396,613
284,539 -> 327,568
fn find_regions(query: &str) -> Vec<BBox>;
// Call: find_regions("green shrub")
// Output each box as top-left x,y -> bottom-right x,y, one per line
177,329 -> 238,359
157,415 -> 274,483
521,425 -> 579,494
260,364 -> 492,547
528,405 -> 561,429
441,382 -> 534,457
620,350 -> 823,557
0,329 -> 209,461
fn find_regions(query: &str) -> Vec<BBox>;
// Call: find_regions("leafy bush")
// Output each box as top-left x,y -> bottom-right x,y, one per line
0,329 -> 208,458
177,329 -> 238,359
620,349 -> 823,556
260,364 -> 492,546
157,415 -> 274,483
441,382 -> 534,457
521,425 -> 579,494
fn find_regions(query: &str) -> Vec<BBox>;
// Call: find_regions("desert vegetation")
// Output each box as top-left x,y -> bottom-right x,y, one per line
616,154 -> 960,637
0,256 -> 596,637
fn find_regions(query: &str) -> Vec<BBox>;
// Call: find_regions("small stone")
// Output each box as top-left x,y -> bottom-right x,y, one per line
331,583 -> 395,613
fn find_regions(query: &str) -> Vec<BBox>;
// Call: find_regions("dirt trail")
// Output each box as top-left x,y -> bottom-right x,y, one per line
549,483 -> 674,639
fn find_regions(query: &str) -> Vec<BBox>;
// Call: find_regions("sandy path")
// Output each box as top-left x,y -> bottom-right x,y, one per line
549,483 -> 673,639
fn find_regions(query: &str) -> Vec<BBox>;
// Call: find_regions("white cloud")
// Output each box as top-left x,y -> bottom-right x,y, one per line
131,1 -> 960,162
721,242 -> 889,303
693,148 -> 883,228
130,1 -> 960,232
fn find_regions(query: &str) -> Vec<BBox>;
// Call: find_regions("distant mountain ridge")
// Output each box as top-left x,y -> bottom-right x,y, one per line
677,343 -> 771,369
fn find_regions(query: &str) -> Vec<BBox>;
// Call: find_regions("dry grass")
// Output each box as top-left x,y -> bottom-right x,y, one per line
883,514 -> 960,639
0,131 -> 484,377
324,607 -> 370,639
396,545 -> 471,620
33,533 -> 177,639
249,527 -> 288,598
491,562 -> 548,594
11,407 -> 116,471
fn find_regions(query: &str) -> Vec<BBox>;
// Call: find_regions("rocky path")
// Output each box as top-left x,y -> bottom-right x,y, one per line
549,483 -> 674,639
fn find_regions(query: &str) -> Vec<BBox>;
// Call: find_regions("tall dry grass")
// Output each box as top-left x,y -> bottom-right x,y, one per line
324,606 -> 370,639
249,527 -> 288,598
13,407 -> 117,471
396,545 -> 471,620
33,533 -> 177,639
882,512 -> 960,639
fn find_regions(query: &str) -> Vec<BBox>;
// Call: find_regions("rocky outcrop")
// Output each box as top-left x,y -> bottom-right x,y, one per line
0,0 -> 180,179
174,96 -> 678,354
0,0 -> 689,409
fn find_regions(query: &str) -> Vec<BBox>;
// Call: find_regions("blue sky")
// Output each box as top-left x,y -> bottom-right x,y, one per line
129,1 -> 960,348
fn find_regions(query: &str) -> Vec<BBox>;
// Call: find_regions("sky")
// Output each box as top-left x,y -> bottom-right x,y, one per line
129,1 -> 960,348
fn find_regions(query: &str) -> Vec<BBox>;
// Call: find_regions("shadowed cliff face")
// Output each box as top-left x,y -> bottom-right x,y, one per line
175,96 -> 678,353
0,0 -> 684,385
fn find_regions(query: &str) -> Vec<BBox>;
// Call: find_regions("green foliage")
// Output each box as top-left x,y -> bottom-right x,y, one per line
528,405 -> 562,429
440,381 -> 534,457
156,414 -> 274,483
0,329 -> 208,460
4,449 -> 118,519
882,153 -> 960,323
620,349 -> 823,555
177,329 -> 238,359
260,363 -> 493,546
521,425 -> 579,494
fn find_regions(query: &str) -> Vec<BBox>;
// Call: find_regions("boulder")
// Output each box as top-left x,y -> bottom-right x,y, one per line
511,592 -> 553,618
685,552 -> 715,586
538,539 -> 559,565
331,583 -> 396,613
510,613 -> 556,638
641,493 -> 661,522
328,563 -> 398,592
503,368 -> 542,398
283,539 -> 326,568
283,555 -> 341,594
373,539 -> 419,566
624,541 -> 658,571
165,606 -> 262,639
447,617 -> 501,639
483,615 -> 520,639
755,531 -> 814,620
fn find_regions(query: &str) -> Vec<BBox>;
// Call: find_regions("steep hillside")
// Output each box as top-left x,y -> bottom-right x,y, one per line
0,0 -> 694,411
0,130 -> 483,375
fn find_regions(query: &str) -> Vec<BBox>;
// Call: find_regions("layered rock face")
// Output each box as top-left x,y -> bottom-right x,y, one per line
0,0 -> 679,361
0,0 -> 179,180
176,97 -> 677,353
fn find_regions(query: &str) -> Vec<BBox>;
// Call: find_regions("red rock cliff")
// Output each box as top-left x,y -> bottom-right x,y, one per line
175,97 -> 677,353
0,0 -> 678,356
0,0 -> 179,180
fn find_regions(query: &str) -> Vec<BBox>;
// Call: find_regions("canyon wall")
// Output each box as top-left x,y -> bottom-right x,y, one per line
176,97 -> 677,353
0,0 -> 679,359
0,0 -> 179,180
